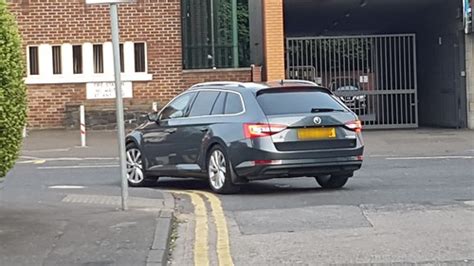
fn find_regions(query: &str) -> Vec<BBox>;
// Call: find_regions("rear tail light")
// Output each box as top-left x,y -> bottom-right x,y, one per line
244,123 -> 287,139
254,160 -> 282,166
345,120 -> 362,133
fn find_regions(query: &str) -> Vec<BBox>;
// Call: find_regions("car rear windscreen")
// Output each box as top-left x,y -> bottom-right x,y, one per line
257,90 -> 346,115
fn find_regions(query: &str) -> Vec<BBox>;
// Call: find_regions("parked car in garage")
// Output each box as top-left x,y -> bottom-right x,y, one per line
125,81 -> 364,194
329,77 -> 367,115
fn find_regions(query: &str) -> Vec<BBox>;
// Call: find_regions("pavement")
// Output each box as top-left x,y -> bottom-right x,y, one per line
0,129 -> 175,266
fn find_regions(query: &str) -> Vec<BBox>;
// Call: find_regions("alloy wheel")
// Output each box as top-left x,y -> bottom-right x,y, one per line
208,150 -> 227,190
126,148 -> 144,184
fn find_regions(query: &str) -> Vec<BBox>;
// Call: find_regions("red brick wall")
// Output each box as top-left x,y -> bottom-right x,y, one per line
27,84 -> 84,128
7,0 -> 252,128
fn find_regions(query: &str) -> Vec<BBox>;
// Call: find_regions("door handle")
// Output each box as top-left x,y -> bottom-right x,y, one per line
165,128 -> 177,134
200,127 -> 209,132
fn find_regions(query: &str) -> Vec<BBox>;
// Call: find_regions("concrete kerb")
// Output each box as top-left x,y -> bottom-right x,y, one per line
146,191 -> 175,266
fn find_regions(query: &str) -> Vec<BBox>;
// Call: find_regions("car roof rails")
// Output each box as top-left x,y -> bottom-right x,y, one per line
190,81 -> 247,89
276,79 -> 321,86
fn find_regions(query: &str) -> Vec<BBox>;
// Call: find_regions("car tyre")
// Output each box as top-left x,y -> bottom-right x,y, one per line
315,174 -> 349,189
126,142 -> 158,187
207,145 -> 240,194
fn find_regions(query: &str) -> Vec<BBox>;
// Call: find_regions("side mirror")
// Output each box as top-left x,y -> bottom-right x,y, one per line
146,112 -> 159,122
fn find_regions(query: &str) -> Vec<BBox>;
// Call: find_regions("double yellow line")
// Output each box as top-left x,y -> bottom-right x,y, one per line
172,190 -> 234,266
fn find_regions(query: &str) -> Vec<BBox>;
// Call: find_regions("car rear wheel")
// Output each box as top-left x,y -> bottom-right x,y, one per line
315,174 -> 349,189
126,143 -> 157,187
207,146 -> 239,194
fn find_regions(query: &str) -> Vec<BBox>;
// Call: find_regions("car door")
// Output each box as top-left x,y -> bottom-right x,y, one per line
142,92 -> 196,172
178,90 -> 221,167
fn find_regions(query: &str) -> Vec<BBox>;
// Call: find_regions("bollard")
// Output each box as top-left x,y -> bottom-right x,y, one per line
80,105 -> 86,147
152,102 -> 158,112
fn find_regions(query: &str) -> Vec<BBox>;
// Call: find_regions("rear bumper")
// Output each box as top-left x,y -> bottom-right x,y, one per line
234,156 -> 363,180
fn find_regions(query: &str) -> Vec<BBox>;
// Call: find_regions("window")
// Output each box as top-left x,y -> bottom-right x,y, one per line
72,45 -> 83,74
52,46 -> 62,75
28,46 -> 39,75
189,91 -> 220,117
160,93 -> 196,120
224,92 -> 243,114
181,0 -> 250,69
211,92 -> 226,115
257,90 -> 346,115
120,44 -> 124,73
93,44 -> 104,73
134,43 -> 146,72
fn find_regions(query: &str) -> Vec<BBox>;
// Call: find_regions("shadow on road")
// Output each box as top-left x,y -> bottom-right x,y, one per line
151,177 -> 352,196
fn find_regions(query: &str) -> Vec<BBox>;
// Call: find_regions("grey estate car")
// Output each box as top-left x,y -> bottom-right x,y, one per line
125,81 -> 364,194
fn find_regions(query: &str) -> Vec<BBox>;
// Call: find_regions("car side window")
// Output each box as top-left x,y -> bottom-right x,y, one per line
159,92 -> 195,120
224,92 -> 243,114
210,92 -> 226,115
188,91 -> 220,117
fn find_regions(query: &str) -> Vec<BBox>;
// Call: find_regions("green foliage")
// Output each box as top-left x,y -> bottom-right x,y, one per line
0,0 -> 27,177
215,0 -> 250,66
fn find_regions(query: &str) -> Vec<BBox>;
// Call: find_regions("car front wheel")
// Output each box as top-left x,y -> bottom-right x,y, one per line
126,143 -> 157,187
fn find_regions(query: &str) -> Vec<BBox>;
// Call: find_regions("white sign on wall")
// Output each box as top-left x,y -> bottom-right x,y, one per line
359,75 -> 369,83
86,82 -> 133,99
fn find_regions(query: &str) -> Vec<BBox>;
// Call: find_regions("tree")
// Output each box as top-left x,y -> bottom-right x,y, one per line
0,0 -> 27,178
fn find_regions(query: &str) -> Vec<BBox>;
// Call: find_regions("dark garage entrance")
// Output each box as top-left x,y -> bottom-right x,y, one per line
284,0 -> 468,128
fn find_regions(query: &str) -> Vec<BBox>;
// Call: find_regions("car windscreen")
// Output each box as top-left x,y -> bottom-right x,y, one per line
257,89 -> 347,115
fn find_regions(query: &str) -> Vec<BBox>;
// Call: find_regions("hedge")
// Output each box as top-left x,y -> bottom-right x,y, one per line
0,0 -> 27,178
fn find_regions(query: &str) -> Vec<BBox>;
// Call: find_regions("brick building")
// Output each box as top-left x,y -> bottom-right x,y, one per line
7,0 -> 283,129
7,0 -> 474,129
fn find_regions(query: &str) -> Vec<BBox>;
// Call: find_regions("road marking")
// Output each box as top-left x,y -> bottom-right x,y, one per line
18,159 -> 46,164
386,155 -> 474,160
173,191 -> 209,266
196,191 -> 234,266
464,201 -> 474,206
38,164 -> 119,170
49,185 -> 86,189
18,157 -> 118,165
62,194 -> 162,209
38,157 -> 117,161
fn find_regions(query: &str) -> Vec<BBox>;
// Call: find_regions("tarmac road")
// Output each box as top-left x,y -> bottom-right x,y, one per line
1,129 -> 473,265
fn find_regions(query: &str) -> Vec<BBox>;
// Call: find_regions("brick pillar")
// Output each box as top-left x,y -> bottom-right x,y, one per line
263,0 -> 285,81
251,65 -> 262,82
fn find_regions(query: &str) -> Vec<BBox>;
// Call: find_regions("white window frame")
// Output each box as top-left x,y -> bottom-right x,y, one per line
26,45 -> 40,76
25,42 -> 152,84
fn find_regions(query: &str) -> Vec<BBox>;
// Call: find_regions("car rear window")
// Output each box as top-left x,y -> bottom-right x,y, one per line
257,90 -> 346,115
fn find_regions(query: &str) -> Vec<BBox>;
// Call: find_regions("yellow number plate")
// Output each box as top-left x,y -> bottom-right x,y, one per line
297,128 -> 336,140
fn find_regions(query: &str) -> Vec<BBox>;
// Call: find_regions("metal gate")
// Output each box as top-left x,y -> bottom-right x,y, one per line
286,34 -> 418,129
